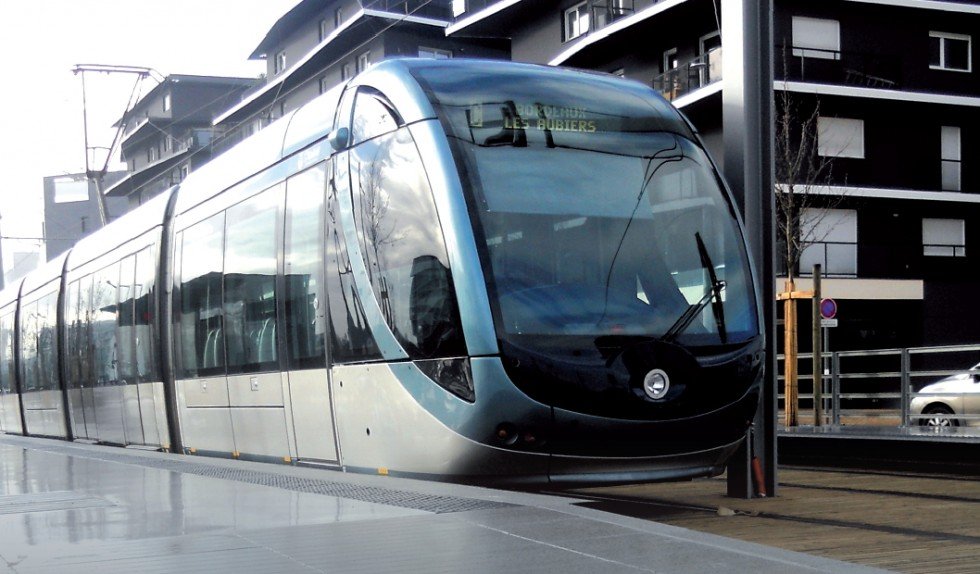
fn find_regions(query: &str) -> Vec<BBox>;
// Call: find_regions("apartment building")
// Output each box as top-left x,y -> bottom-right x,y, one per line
105,74 -> 259,207
447,0 -> 980,349
212,0 -> 507,151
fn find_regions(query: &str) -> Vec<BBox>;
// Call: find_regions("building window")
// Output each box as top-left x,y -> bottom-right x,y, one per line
356,51 -> 371,74
319,76 -> 330,94
418,46 -> 452,59
610,68 -> 625,77
800,208 -> 858,276
319,18 -> 329,42
274,50 -> 287,75
930,32 -> 971,72
162,92 -> 172,112
452,0 -> 466,17
147,145 -> 158,163
923,218 -> 966,257
941,126 -> 961,191
53,178 -> 89,203
335,7 -> 345,28
162,136 -> 172,153
341,63 -> 352,81
792,16 -> 841,60
180,165 -> 189,181
662,47 -> 678,73
700,31 -> 721,55
564,2 -> 590,41
817,117 -> 864,159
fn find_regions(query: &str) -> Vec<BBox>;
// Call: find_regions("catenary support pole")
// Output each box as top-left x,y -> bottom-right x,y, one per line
723,0 -> 777,498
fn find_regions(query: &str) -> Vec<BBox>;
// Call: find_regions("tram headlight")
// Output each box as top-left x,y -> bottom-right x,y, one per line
643,369 -> 670,400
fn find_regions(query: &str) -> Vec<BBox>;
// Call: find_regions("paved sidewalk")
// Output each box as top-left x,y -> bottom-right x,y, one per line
0,435 -> 887,574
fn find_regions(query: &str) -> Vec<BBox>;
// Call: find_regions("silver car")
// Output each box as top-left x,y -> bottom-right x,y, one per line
911,362 -> 980,427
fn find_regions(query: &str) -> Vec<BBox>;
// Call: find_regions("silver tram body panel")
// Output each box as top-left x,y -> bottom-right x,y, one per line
0,59 -> 762,485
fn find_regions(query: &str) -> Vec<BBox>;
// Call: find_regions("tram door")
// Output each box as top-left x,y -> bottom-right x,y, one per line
285,163 -> 339,463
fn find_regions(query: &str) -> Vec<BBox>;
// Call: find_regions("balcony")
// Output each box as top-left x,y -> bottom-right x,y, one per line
652,47 -> 723,103
364,0 -> 453,20
777,46 -> 901,89
452,0 -> 634,29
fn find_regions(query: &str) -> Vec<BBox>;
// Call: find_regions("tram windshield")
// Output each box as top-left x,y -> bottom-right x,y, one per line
412,62 -> 758,347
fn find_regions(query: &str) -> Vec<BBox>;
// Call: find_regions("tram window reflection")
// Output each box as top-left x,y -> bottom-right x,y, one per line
178,213 -> 225,378
285,166 -> 327,370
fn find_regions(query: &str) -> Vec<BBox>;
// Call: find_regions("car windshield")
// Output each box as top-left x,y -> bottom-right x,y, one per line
412,62 -> 758,346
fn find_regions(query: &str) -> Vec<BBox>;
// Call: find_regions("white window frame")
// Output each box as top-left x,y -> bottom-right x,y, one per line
663,47 -> 678,73
356,51 -> 371,73
341,62 -> 352,81
274,51 -> 287,75
817,117 -> 865,159
941,126 -> 961,191
162,92 -> 171,112
162,135 -> 172,153
564,1 -> 590,42
792,16 -> 841,60
699,31 -> 721,56
923,218 -> 966,257
452,0 -> 466,18
335,7 -> 345,28
319,76 -> 330,95
319,18 -> 329,42
800,208 -> 858,277
929,31 -> 972,72
418,46 -> 453,59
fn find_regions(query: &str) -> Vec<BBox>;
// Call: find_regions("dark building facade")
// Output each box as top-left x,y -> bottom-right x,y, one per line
446,0 -> 980,349
106,75 -> 259,207
42,173 -> 128,261
212,0 -> 507,149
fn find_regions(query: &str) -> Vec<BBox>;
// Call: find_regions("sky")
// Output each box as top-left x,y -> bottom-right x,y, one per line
0,0 -> 299,269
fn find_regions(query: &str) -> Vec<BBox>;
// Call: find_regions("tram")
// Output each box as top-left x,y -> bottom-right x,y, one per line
0,59 -> 763,485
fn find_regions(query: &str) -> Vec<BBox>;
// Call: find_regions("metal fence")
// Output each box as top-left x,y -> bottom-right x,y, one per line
778,344 -> 980,430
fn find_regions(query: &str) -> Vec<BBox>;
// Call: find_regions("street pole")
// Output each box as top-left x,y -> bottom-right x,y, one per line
812,264 -> 823,426
723,0 -> 776,498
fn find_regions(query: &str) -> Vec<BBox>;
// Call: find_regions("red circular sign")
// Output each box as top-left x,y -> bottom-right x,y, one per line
820,298 -> 837,320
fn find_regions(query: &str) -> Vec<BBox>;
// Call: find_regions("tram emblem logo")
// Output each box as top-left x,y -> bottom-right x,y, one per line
467,103 -> 484,128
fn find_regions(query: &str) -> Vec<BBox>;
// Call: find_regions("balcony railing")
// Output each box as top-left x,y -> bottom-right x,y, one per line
652,47 -> 723,102
452,0 -> 635,29
365,0 -> 453,20
776,46 -> 901,89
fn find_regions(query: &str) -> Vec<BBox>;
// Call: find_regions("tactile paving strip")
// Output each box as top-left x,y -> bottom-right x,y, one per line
1,437 -> 513,514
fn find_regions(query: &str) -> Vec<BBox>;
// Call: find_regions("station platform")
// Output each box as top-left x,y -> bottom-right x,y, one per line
0,434 -> 885,574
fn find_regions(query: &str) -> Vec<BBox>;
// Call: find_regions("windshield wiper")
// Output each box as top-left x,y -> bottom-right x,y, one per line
662,232 -> 727,343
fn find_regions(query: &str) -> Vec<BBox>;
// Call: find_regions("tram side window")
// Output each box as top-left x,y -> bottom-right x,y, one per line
285,166 -> 327,370
117,255 -> 137,384
92,264 -> 120,386
20,300 -> 39,392
134,247 -> 158,383
38,291 -> 59,391
0,313 -> 13,392
224,186 -> 282,374
349,127 -> 465,359
65,281 -> 79,389
74,276 -> 94,388
350,89 -> 400,145
178,213 -> 225,378
326,163 -> 382,363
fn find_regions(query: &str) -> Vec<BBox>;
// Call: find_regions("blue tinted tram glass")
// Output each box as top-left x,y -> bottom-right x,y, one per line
92,264 -> 120,386
134,247 -> 157,383
351,89 -> 400,145
349,127 -> 465,359
178,213 -> 225,377
412,63 -> 758,346
285,166 -> 327,370
326,155 -> 382,363
0,313 -> 13,392
224,187 -> 282,374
